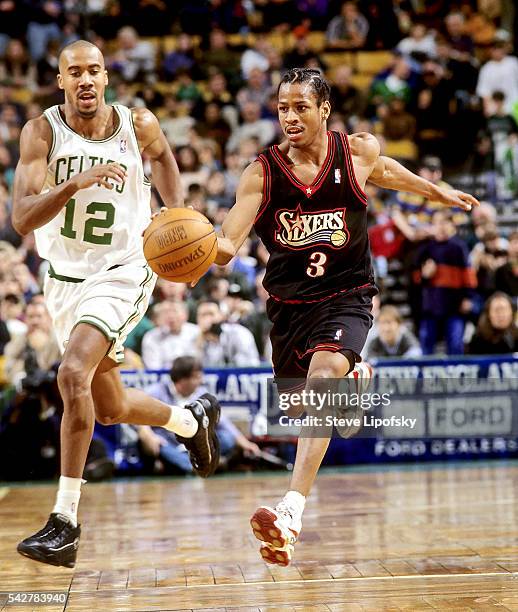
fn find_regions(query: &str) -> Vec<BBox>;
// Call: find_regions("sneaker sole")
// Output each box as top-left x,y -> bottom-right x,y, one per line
260,542 -> 292,566
17,543 -> 76,568
250,507 -> 295,549
199,396 -> 221,478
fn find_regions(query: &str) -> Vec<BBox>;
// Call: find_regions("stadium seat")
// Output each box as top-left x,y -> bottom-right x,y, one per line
356,51 -> 394,74
383,139 -> 418,160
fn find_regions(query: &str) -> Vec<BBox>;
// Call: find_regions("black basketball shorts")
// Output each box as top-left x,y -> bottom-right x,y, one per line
267,284 -> 377,390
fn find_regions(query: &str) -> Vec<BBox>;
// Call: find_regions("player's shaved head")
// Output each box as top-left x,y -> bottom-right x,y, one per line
57,39 -> 108,117
58,40 -> 104,72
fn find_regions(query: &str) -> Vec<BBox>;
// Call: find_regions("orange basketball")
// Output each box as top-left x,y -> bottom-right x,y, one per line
143,208 -> 217,282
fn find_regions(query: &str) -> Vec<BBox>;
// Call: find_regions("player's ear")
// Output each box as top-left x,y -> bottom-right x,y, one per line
57,73 -> 64,90
321,101 -> 331,121
104,69 -> 108,86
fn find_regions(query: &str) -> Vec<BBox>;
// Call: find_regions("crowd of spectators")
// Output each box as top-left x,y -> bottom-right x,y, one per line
0,1 -> 516,479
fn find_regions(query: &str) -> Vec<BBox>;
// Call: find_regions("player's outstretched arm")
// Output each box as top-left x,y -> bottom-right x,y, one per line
369,155 -> 479,211
132,107 -> 183,208
13,117 -> 127,235
216,160 -> 264,265
350,132 -> 479,212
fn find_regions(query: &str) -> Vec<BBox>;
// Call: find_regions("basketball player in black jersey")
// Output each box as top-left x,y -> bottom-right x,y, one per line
212,68 -> 478,566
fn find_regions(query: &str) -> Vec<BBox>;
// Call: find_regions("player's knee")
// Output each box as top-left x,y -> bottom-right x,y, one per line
57,359 -> 90,400
307,365 -> 343,380
95,397 -> 128,426
95,410 -> 124,426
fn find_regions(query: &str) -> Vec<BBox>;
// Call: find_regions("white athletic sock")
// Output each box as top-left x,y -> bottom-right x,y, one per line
52,476 -> 84,527
283,490 -> 306,515
163,405 -> 199,438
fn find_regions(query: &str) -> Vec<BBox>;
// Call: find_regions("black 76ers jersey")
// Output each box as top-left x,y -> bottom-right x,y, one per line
254,130 -> 374,303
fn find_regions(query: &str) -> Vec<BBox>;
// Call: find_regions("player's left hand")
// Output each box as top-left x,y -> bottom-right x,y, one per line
436,188 -> 480,212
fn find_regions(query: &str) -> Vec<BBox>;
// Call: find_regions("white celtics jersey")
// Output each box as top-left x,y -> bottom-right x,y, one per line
34,104 -> 151,279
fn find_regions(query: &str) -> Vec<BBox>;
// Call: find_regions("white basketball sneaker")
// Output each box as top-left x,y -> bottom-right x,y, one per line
250,499 -> 303,566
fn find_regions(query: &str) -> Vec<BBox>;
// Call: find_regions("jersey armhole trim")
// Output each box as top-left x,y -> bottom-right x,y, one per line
340,132 -> 368,205
128,107 -> 152,186
43,109 -> 56,162
254,155 -> 271,224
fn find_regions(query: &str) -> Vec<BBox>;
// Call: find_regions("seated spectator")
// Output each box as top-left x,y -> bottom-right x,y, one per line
159,96 -> 196,149
471,226 -> 508,300
210,0 -> 248,34
26,0 -> 63,62
283,26 -> 324,70
369,57 -> 413,110
206,171 -> 233,210
435,35 -> 478,94
176,145 -> 210,197
296,0 -> 329,29
35,39 -> 60,105
196,69 -> 236,125
444,12 -> 474,60
495,231 -> 518,304
392,157 -> 465,229
196,300 -> 260,366
0,39 -> 36,91
202,28 -> 240,83
326,1 -> 369,50
196,102 -> 232,152
485,91 -> 518,172
241,269 -> 272,361
363,0 -> 400,50
12,262 -> 40,303
141,300 -> 200,370
366,305 -> 422,359
4,300 -> 60,387
260,0 -> 296,32
397,22 -> 437,59
138,356 -> 260,474
476,35 -> 518,116
162,33 -> 199,81
382,98 -> 416,141
236,68 -> 270,112
109,26 -> 156,83
0,183 -> 21,248
228,238 -> 257,289
329,65 -> 366,120
460,0 -> 495,46
174,69 -> 202,106
226,101 -> 276,153
1,293 -> 27,341
0,1 -> 23,58
241,34 -> 271,80
467,292 -> 517,354
415,210 -> 476,355
465,201 -> 498,250
415,60 -> 453,157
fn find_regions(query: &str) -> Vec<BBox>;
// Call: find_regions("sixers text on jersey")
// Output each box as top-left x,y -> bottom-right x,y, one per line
254,131 -> 374,303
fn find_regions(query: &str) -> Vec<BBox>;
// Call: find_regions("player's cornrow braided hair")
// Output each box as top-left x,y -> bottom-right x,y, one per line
278,68 -> 331,106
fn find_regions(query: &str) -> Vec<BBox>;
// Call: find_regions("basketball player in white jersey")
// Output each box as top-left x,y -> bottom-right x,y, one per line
12,40 -> 221,568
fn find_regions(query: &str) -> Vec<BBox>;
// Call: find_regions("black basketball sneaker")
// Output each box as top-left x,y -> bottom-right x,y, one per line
176,393 -> 221,477
17,513 -> 81,568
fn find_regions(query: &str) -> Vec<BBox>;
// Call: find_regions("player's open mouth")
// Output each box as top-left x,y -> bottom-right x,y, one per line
78,93 -> 96,101
286,127 -> 303,135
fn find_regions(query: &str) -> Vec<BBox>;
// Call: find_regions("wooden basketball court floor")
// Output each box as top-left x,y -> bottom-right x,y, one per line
2,461 -> 518,611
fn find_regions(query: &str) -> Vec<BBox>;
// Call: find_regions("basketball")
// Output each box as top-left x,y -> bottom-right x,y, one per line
331,229 -> 348,247
143,208 -> 217,282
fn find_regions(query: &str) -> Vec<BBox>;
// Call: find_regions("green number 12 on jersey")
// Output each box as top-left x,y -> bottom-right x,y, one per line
60,198 -> 115,245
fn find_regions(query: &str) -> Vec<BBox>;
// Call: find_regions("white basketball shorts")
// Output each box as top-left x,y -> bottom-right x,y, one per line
44,262 -> 156,363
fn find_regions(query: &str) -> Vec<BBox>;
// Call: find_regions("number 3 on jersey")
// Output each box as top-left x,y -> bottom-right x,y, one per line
306,251 -> 328,277
60,198 -> 115,245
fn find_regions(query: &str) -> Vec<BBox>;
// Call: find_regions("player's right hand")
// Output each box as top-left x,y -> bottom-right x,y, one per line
71,163 -> 127,190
